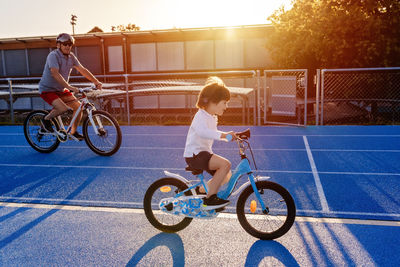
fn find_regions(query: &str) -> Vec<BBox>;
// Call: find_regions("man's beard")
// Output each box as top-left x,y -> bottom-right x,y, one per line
59,48 -> 70,56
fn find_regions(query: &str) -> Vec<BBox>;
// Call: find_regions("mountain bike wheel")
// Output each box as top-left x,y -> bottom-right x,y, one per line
23,110 -> 60,153
237,181 -> 296,240
144,178 -> 193,233
83,110 -> 122,156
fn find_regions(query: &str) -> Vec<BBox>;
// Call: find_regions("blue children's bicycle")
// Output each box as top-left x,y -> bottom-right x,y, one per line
143,129 -> 296,240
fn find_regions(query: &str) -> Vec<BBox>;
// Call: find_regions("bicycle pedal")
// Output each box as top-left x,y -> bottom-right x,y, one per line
215,207 -> 226,212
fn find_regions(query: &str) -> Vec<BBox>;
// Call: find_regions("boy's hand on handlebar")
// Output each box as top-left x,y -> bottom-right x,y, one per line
222,131 -> 237,141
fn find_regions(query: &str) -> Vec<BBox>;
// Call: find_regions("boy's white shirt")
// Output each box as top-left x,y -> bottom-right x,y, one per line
183,109 -> 226,157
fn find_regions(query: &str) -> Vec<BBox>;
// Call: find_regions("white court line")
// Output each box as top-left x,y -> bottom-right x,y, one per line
2,132 -> 400,137
0,196 -> 142,206
1,163 -> 400,176
1,201 -> 400,227
303,136 -> 330,212
2,196 -> 400,219
2,145 -> 400,153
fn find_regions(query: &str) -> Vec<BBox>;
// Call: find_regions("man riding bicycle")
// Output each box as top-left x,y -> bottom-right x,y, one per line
38,33 -> 102,140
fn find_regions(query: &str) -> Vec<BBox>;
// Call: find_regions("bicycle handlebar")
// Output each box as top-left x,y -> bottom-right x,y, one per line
226,128 -> 251,142
78,86 -> 97,93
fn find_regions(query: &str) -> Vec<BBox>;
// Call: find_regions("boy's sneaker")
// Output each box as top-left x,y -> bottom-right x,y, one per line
40,118 -> 54,133
202,194 -> 230,210
70,132 -> 84,141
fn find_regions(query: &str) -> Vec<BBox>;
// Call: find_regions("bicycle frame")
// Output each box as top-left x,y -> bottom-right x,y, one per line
52,91 -> 104,139
172,152 -> 270,213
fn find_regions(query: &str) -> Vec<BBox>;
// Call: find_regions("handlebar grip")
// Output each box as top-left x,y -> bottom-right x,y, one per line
226,134 -> 233,142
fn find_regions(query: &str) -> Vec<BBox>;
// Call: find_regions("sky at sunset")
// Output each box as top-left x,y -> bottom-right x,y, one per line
0,0 -> 292,38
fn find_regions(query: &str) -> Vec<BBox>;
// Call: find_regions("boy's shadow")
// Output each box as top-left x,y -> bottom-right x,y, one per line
126,232 -> 185,267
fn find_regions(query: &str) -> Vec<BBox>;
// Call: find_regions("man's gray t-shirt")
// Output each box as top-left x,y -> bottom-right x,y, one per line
38,49 -> 82,93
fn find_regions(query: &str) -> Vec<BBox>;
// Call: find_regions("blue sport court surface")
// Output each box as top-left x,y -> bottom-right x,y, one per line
1,125 -> 400,266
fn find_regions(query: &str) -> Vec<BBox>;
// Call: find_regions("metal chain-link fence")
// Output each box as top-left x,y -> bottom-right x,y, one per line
99,72 -> 257,125
263,70 -> 308,126
0,71 -> 257,126
320,68 -> 400,125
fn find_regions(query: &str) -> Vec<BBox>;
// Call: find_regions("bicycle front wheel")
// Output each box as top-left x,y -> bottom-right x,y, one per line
83,110 -> 122,156
237,181 -> 296,240
23,110 -> 60,153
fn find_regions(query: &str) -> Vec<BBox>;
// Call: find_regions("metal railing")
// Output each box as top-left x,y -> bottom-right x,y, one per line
3,67 -> 400,126
0,71 -> 257,125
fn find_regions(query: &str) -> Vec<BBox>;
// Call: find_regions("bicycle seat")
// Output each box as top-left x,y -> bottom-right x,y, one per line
185,166 -> 203,175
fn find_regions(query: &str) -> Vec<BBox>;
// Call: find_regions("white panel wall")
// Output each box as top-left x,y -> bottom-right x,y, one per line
185,40 -> 214,70
108,46 -> 124,72
244,38 -> 272,68
215,39 -> 244,69
131,43 -> 157,72
157,42 -> 184,71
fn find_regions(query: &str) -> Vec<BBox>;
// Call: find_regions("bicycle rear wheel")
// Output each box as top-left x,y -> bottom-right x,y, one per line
83,110 -> 122,156
237,181 -> 296,240
144,178 -> 193,233
23,110 -> 60,153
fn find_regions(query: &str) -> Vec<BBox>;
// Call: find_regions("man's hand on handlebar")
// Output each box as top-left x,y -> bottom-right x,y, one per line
68,86 -> 80,94
94,82 -> 103,90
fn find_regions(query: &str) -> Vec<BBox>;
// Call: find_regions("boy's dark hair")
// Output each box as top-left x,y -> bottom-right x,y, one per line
196,77 -> 230,109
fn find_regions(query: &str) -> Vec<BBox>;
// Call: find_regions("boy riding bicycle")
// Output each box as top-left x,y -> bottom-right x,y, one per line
184,77 -> 237,209
38,33 -> 102,140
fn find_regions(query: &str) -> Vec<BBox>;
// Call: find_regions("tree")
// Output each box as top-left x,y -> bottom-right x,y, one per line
111,23 -> 140,32
266,0 -> 400,68
88,26 -> 104,33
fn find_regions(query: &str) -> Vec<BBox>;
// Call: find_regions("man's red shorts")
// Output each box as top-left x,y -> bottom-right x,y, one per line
40,89 -> 73,105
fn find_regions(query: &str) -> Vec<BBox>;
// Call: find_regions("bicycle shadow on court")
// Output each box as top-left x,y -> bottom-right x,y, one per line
244,240 -> 300,267
126,233 -> 185,267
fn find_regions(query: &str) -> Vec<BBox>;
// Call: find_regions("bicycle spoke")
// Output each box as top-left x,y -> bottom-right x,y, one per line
243,189 -> 288,234
86,114 -> 118,153
25,112 -> 59,151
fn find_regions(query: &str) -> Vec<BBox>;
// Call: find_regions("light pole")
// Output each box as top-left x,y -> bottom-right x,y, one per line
71,14 -> 77,35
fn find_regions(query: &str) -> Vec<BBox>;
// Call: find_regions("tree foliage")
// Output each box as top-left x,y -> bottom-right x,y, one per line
111,23 -> 140,32
266,0 -> 400,68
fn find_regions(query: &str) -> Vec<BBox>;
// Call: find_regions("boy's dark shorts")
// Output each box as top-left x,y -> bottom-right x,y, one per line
185,151 -> 216,176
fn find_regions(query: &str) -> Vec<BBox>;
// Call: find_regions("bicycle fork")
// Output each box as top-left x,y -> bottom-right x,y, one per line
249,173 -> 269,214
86,108 -> 104,135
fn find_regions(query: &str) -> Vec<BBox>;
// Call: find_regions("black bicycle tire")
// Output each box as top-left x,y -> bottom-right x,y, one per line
82,110 -> 122,156
23,110 -> 60,153
143,177 -> 193,233
236,181 -> 296,240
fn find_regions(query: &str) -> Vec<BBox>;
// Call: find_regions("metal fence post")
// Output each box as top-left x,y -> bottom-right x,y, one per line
124,74 -> 131,125
316,69 -> 320,125
8,79 -> 14,124
320,70 -> 325,125
304,69 -> 308,126
256,70 -> 261,126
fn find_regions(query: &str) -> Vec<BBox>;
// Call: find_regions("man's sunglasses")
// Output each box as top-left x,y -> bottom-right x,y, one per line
61,42 -> 73,47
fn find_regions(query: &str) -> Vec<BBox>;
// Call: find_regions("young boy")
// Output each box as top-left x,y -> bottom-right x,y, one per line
184,77 -> 236,209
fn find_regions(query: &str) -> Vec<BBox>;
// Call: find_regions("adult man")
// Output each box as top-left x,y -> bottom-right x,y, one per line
39,33 -> 102,140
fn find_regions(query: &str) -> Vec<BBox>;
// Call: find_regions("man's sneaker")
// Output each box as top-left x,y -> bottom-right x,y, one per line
70,132 -> 84,141
202,194 -> 230,210
40,118 -> 54,133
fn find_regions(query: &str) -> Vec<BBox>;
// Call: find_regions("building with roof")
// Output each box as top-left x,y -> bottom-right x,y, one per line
0,24 -> 274,78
